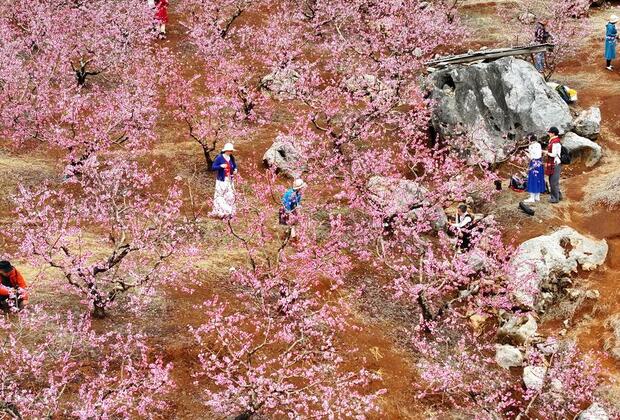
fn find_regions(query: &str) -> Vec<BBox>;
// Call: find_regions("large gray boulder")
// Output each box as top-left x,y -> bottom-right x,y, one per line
511,227 -> 608,308
263,135 -> 305,178
366,176 -> 447,230
573,107 -> 601,140
428,57 -> 573,164
563,132 -> 603,167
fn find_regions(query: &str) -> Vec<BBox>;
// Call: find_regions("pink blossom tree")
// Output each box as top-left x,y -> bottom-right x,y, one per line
186,166 -> 384,417
0,0 -> 168,169
10,156 -> 189,318
0,307 -> 174,418
192,299 -> 382,419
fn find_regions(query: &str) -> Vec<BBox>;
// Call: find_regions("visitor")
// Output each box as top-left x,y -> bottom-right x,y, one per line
279,178 -> 307,239
605,15 -> 619,71
451,204 -> 473,251
0,261 -> 28,313
524,134 -> 545,203
533,20 -> 552,73
150,0 -> 168,39
545,127 -> 562,204
210,143 -> 238,219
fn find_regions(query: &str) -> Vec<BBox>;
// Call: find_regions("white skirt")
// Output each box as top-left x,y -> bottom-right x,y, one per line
212,178 -> 236,217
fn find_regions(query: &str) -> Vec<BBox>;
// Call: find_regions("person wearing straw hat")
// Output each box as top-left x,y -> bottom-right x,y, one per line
605,15 -> 619,70
210,142 -> 238,218
279,178 -> 307,238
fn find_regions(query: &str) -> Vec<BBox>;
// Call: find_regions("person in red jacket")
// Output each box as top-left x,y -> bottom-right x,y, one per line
154,0 -> 169,38
0,260 -> 28,312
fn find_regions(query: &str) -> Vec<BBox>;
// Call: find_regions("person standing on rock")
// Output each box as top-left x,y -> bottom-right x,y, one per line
533,20 -> 552,73
524,134 -> 545,203
210,143 -> 238,219
605,15 -> 619,71
544,127 -> 562,204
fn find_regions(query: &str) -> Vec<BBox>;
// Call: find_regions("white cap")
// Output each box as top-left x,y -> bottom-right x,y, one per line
293,178 -> 306,190
610,15 -> 619,23
222,142 -> 236,152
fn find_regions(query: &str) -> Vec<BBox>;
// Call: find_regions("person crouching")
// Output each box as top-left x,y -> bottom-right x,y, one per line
0,261 -> 28,313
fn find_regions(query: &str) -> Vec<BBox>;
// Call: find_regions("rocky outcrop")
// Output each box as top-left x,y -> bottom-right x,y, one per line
428,57 -> 572,164
260,68 -> 300,99
563,132 -> 602,167
578,403 -> 609,420
262,135 -> 305,178
511,227 -> 608,308
604,314 -> 620,361
573,107 -> 601,140
366,176 -> 447,230
495,344 -> 523,369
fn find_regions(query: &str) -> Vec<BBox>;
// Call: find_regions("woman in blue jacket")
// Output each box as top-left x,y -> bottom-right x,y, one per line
605,15 -> 619,70
210,142 -> 238,218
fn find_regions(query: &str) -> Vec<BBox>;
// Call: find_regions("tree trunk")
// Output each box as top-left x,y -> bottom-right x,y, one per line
202,144 -> 214,169
92,303 -> 106,319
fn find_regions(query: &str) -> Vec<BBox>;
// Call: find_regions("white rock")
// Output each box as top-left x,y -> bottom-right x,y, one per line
344,74 -> 398,102
510,227 -> 608,308
585,289 -> 600,300
498,314 -> 538,344
578,403 -> 609,420
366,176 -> 447,230
262,135 -> 305,178
573,107 -> 601,140
523,365 -> 547,391
563,132 -> 603,167
260,68 -> 300,99
550,378 -> 563,392
495,344 -> 524,369
537,338 -> 559,356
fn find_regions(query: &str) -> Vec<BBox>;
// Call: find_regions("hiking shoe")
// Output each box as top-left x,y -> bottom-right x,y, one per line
607,66 -> 613,71
549,199 -> 559,204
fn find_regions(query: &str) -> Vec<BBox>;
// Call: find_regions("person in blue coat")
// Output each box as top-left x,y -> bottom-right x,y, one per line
524,134 -> 545,203
279,178 -> 306,238
605,15 -> 619,70
210,142 -> 238,218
